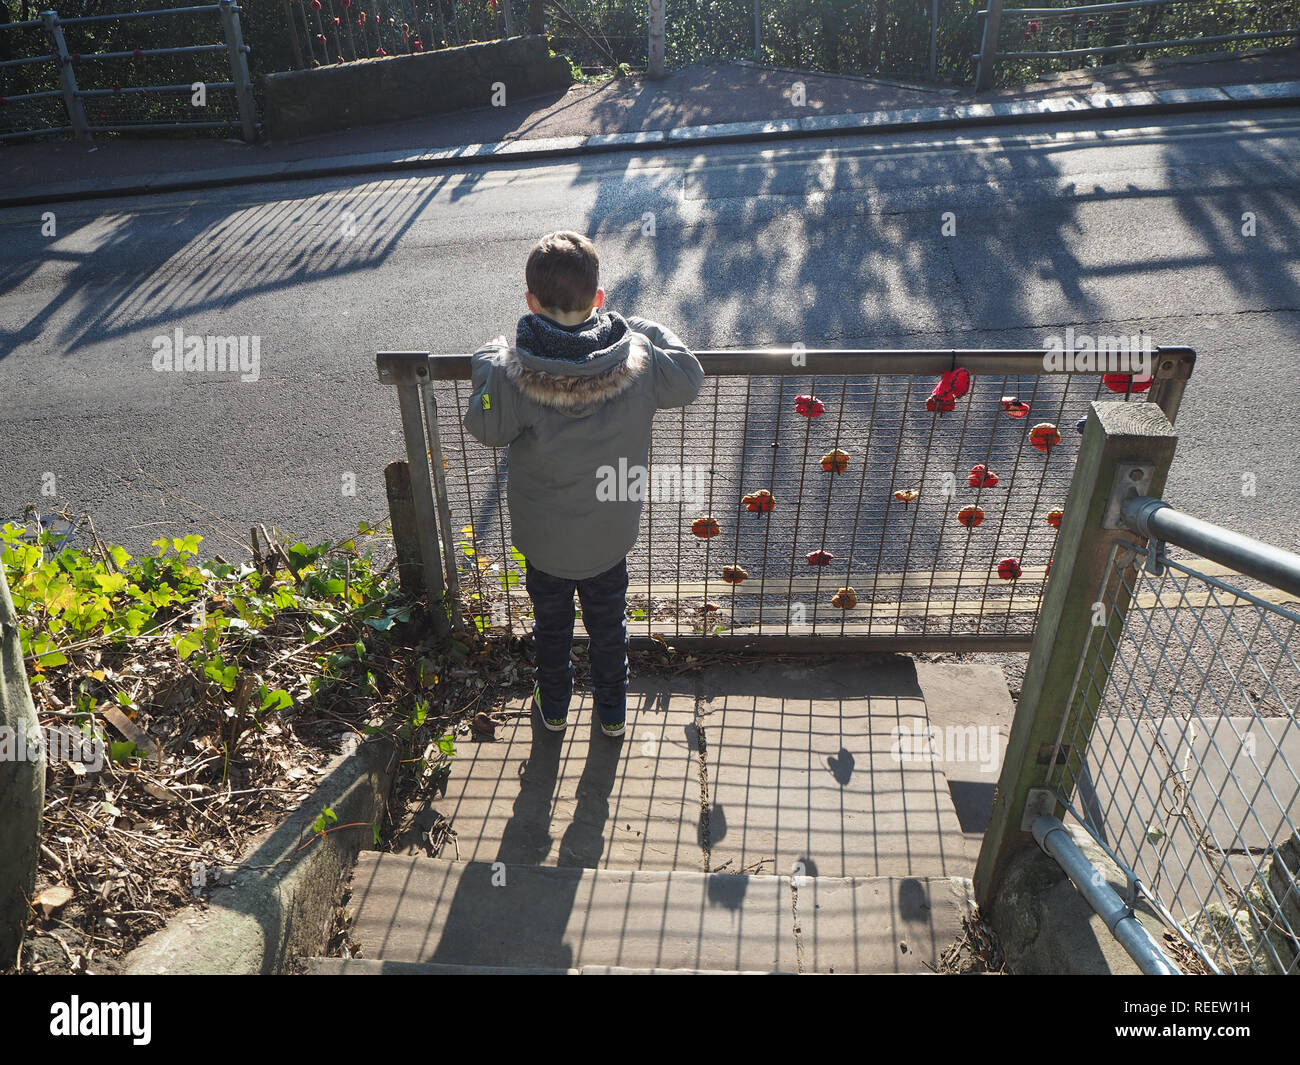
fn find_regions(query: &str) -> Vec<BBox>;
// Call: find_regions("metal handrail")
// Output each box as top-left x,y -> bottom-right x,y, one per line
52,5 -> 236,24
78,81 -> 235,96
1122,496 -> 1300,599
424,346 -> 1194,381
57,44 -> 230,62
1032,815 -> 1181,974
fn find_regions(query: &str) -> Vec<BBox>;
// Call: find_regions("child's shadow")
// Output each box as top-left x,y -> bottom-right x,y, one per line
558,720 -> 623,868
494,712 -> 622,868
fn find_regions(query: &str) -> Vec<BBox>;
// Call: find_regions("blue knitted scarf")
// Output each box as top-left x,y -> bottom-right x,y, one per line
515,310 -> 630,364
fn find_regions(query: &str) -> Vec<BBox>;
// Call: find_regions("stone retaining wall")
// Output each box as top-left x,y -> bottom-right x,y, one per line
262,35 -> 572,141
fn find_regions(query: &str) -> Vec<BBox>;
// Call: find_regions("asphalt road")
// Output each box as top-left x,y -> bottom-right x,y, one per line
2,106 -> 1299,570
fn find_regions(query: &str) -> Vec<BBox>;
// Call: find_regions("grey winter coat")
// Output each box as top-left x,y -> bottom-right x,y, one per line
463,314 -> 705,580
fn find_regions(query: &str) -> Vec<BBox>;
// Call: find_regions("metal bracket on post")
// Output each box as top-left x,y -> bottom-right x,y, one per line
1147,346 -> 1195,424
1021,787 -> 1057,831
1125,873 -> 1140,914
1102,462 -> 1154,531
378,351 -> 449,638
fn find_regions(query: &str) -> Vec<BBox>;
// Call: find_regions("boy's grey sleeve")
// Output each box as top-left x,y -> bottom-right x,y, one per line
463,346 -> 527,446
626,315 -> 705,410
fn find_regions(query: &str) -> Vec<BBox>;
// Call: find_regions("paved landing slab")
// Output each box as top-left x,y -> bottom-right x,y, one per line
401,675 -> 703,871
346,852 -> 972,973
408,660 -> 974,880
697,659 -> 974,878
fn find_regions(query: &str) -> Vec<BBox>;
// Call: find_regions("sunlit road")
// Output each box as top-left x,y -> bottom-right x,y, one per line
2,107 -> 1298,558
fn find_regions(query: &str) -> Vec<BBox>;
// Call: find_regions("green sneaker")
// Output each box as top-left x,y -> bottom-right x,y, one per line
534,684 -> 567,732
599,717 -> 626,739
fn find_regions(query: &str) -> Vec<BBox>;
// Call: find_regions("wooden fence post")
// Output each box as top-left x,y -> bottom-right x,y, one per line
0,565 -> 43,967
973,400 -> 1178,906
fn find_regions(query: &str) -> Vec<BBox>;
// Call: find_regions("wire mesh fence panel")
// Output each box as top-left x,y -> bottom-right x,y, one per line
424,352 -> 1177,649
1047,541 -> 1300,974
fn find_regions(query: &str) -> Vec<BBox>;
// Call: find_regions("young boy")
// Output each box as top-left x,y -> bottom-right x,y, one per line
463,231 -> 704,738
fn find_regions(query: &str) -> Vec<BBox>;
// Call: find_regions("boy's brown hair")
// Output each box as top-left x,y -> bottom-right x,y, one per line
525,231 -> 599,314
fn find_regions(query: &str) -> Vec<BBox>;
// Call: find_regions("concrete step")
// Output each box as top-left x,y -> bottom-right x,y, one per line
304,958 -> 775,975
343,851 -> 973,974
396,659 -> 976,879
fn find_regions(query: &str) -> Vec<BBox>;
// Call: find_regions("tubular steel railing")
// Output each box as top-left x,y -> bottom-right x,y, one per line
974,0 -> 1300,90
380,345 -> 1194,654
1043,499 -> 1300,974
0,2 -> 256,141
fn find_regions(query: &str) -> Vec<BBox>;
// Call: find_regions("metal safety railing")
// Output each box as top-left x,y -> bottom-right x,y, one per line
974,0 -> 1300,90
0,3 -> 256,141
1043,501 -> 1300,974
976,397 -> 1299,974
377,345 -> 1193,654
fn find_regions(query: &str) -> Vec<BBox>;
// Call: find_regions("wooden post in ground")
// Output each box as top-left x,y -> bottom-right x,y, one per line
0,565 -> 43,967
973,401 -> 1178,907
377,352 -> 450,639
384,461 -> 424,598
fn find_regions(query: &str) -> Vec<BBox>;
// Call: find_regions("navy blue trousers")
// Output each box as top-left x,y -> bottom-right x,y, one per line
524,557 -> 629,726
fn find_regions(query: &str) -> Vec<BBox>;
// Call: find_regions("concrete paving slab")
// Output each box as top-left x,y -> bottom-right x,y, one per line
408,676 -> 704,871
914,661 -> 1016,836
349,853 -> 797,971
796,875 -> 973,974
950,103 -> 997,121
697,659 -> 973,878
345,852 -> 968,972
1084,716 -> 1300,854
306,957 -> 580,974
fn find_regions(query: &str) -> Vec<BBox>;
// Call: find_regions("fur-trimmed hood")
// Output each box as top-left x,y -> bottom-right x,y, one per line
485,315 -> 651,413
463,312 -> 703,580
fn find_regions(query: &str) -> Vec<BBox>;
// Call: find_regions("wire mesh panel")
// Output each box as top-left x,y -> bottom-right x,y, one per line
425,349 -> 1182,650
1047,541 -> 1300,974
